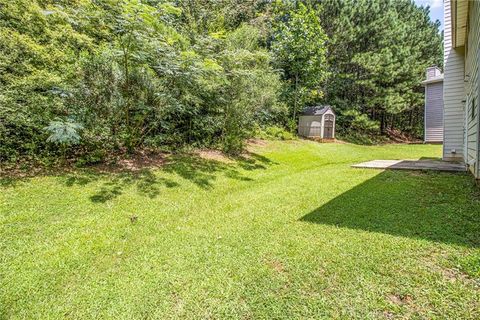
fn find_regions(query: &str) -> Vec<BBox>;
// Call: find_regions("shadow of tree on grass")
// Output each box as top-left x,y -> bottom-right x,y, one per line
58,151 -> 277,203
161,152 -> 275,190
300,170 -> 480,248
88,170 -> 180,203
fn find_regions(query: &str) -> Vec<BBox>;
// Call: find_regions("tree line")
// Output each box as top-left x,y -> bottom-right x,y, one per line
0,0 -> 442,164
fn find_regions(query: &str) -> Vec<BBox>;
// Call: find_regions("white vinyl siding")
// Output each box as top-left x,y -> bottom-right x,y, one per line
424,81 -> 444,142
443,0 -> 465,162
464,1 -> 480,178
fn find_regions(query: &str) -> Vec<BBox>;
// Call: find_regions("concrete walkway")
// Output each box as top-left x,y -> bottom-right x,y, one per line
352,160 -> 467,172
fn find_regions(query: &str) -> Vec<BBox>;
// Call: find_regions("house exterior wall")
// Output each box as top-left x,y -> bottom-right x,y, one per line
443,0 -> 466,162
424,81 -> 444,142
464,0 -> 480,178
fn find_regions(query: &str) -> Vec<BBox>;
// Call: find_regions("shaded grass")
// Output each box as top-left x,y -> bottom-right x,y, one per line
301,169 -> 480,247
1,141 -> 479,319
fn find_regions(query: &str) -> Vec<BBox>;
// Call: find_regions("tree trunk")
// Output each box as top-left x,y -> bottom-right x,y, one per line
123,47 -> 130,128
380,111 -> 385,134
293,73 -> 299,122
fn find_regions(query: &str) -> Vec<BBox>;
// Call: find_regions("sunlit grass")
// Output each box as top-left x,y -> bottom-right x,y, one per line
1,141 -> 479,319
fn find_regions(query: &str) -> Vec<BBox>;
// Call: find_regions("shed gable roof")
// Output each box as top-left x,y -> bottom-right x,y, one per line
300,105 -> 334,116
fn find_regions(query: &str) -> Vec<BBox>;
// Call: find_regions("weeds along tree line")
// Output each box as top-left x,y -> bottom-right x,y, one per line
0,0 -> 442,164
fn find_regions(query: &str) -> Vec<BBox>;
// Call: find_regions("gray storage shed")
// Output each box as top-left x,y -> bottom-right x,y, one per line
298,105 -> 336,139
422,66 -> 444,143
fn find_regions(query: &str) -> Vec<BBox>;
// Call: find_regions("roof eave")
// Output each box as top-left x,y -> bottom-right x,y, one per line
421,76 -> 444,85
451,0 -> 469,48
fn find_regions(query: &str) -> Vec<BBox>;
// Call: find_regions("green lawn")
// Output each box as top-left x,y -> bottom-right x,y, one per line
1,141 -> 479,319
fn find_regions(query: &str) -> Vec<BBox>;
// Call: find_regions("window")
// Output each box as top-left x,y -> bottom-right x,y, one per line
471,97 -> 476,121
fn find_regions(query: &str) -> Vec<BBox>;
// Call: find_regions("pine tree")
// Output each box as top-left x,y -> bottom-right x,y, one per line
318,0 -> 442,135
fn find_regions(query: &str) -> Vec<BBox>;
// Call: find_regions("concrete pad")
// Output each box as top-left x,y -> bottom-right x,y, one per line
352,160 -> 466,172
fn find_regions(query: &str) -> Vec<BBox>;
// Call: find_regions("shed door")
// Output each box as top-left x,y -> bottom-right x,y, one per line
324,115 -> 334,138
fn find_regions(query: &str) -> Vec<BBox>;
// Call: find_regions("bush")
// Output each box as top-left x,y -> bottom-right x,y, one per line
256,126 -> 296,140
339,110 -> 380,133
0,2 -> 285,164
336,131 -> 389,145
75,150 -> 106,167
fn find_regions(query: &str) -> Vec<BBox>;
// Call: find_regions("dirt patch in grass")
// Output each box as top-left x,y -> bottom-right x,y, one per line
0,149 -> 169,178
195,150 -> 235,164
246,138 -> 268,147
266,258 -> 286,274
385,128 -> 423,144
94,150 -> 169,173
387,293 -> 414,306
1,140 -> 273,180
381,310 -> 395,319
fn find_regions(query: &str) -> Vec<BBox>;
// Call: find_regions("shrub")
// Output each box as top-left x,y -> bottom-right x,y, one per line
256,126 -> 295,140
340,110 -> 380,133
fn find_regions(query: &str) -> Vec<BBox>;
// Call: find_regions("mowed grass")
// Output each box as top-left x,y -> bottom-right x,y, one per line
1,140 -> 479,319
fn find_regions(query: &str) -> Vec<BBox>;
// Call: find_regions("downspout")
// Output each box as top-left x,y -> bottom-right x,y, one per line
424,84 -> 427,143
477,63 -> 480,179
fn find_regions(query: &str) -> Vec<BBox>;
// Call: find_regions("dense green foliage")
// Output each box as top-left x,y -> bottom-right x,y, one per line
317,0 -> 443,135
2,141 -> 480,318
0,0 -> 442,163
0,0 -> 283,161
271,3 -> 328,124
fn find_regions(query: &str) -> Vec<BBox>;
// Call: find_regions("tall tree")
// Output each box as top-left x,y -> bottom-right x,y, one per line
318,0 -> 442,135
270,2 -> 329,122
